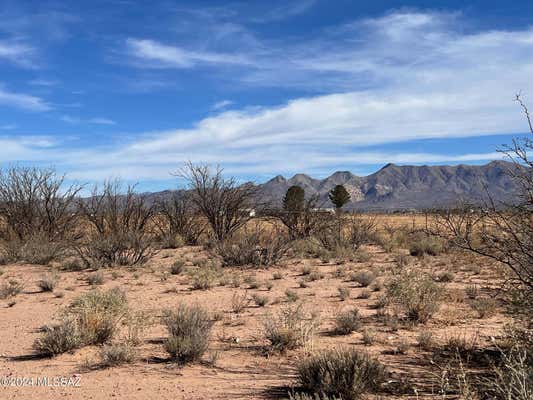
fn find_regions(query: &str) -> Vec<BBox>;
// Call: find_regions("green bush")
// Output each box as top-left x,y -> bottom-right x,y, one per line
163,304 -> 214,364
386,271 -> 443,323
409,233 -> 444,256
296,348 -> 387,400
33,318 -> 82,356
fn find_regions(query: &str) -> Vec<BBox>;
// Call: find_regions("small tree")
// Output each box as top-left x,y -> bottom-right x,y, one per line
329,184 -> 351,213
178,162 -> 257,243
154,191 -> 204,247
283,185 -> 305,212
0,166 -> 83,262
76,180 -> 157,267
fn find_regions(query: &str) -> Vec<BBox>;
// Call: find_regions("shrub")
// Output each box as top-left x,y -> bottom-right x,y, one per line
335,309 -> 360,335
296,348 -> 387,400
417,331 -> 433,350
337,286 -> 350,301
434,271 -> 454,282
273,271 -> 283,280
215,224 -> 291,267
263,304 -> 319,352
99,343 -> 136,367
18,235 -> 64,265
409,233 -> 444,256
349,270 -> 376,287
170,259 -> 185,275
187,265 -> 220,290
289,393 -> 340,400
361,329 -> 375,345
162,304 -> 213,364
231,291 -> 250,313
386,270 -> 443,323
69,288 -> 128,345
0,279 -> 23,299
465,284 -> 478,299
252,293 -> 269,307
76,181 -> 157,268
285,289 -> 299,302
60,258 -> 85,271
87,271 -> 105,286
470,298 -> 498,319
33,317 -> 82,356
38,272 -> 60,292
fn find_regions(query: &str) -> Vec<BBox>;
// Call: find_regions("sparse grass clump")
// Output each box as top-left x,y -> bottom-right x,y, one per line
470,297 -> 498,319
285,289 -> 299,302
385,270 -> 443,323
231,291 -> 249,313
334,308 -> 360,335
337,286 -> 350,301
465,284 -> 478,299
38,272 -> 60,292
0,279 -> 23,299
187,264 -> 220,290
99,343 -> 136,367
87,271 -> 105,286
170,260 -> 185,275
296,348 -> 387,400
349,270 -> 376,287
263,304 -> 319,353
163,304 -> 214,364
416,331 -> 433,350
252,293 -> 269,307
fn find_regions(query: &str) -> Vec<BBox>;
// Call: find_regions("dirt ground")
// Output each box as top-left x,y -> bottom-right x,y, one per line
0,215 -> 510,400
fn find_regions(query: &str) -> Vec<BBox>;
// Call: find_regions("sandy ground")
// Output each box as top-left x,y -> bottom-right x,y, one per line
0,240 -> 508,399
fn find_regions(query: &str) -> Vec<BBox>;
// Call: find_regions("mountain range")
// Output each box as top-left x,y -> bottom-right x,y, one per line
254,160 -> 522,210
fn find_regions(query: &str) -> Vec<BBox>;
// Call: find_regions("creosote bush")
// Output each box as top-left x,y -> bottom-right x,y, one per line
386,270 -> 444,323
296,348 -> 387,400
162,303 -> 214,364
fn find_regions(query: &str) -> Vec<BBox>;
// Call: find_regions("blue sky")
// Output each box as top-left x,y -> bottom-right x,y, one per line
1,0 -> 532,190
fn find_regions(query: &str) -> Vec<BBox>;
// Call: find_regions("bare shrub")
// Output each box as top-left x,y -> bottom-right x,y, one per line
296,348 -> 387,400
76,180 -> 157,268
263,303 -> 320,352
162,303 -> 214,364
154,191 -> 204,247
178,163 -> 257,243
215,222 -> 291,267
335,308 -> 360,335
386,270 -> 443,323
0,167 -> 82,263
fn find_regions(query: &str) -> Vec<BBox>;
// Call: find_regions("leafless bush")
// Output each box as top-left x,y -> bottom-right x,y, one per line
0,167 -> 82,263
154,191 -> 204,247
76,180 -> 157,268
178,162 -> 257,243
215,222 -> 291,267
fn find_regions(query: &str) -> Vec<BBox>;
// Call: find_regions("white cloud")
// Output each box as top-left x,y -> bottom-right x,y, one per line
125,38 -> 254,69
29,78 -> 59,86
0,87 -> 50,111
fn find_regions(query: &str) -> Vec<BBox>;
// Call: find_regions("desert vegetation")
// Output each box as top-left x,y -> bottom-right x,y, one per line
0,101 -> 531,399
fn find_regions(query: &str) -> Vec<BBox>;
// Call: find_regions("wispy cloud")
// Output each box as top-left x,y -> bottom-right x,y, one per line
212,100 -> 234,110
0,40 -> 35,67
251,0 -> 317,23
0,87 -> 50,111
29,78 -> 59,86
125,38 -> 254,69
61,115 -> 116,125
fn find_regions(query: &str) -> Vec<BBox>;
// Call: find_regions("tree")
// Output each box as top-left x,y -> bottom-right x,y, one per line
178,162 -> 257,243
328,184 -> 351,212
283,185 -> 305,212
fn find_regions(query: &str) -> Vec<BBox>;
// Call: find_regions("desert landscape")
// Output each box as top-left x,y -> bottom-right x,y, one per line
1,1 -> 532,399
